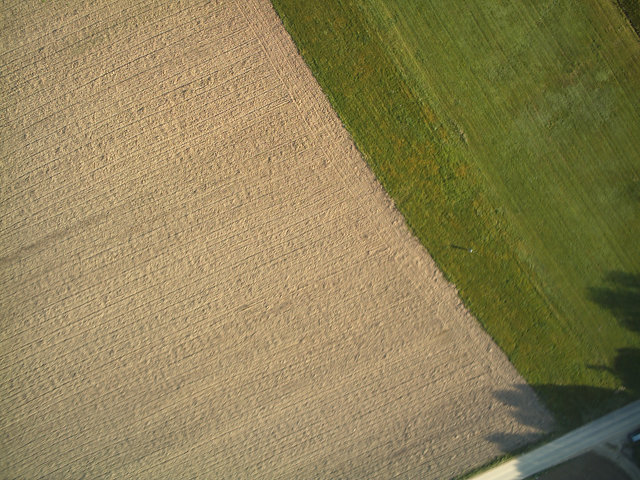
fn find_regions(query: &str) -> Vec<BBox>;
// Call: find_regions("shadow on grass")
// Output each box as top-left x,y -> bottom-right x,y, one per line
586,270 -> 640,404
588,271 -> 640,334
487,271 -> 640,453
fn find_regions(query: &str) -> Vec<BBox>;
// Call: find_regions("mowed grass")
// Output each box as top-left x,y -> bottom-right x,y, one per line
271,0 -> 640,428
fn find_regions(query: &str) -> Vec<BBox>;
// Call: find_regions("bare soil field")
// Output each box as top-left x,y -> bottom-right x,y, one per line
0,0 -> 553,477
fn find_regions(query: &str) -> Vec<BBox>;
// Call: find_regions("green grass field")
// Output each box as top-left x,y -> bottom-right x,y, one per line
271,0 -> 640,429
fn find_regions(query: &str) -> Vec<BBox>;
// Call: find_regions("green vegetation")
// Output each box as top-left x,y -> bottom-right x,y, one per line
617,0 -> 640,36
271,0 -> 640,428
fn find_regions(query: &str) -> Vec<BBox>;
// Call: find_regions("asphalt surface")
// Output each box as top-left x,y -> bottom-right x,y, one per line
471,400 -> 640,480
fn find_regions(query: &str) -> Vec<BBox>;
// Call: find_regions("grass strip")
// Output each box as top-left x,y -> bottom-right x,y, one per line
271,0 -> 640,430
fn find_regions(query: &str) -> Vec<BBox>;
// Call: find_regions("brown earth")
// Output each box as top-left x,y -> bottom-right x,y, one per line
0,0 -> 554,478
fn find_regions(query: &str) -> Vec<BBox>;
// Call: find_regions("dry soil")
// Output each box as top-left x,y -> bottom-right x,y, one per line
0,0 -> 553,478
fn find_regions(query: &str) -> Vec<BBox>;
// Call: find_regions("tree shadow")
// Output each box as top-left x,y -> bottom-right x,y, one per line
486,270 -> 640,453
587,270 -> 640,400
485,383 -> 556,452
613,348 -> 640,395
488,383 -> 633,453
587,271 -> 640,333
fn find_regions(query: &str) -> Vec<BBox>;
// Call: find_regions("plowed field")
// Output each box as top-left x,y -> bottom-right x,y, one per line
0,1 -> 553,477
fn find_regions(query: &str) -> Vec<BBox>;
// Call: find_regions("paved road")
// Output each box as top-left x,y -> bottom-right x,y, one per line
471,400 -> 640,480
